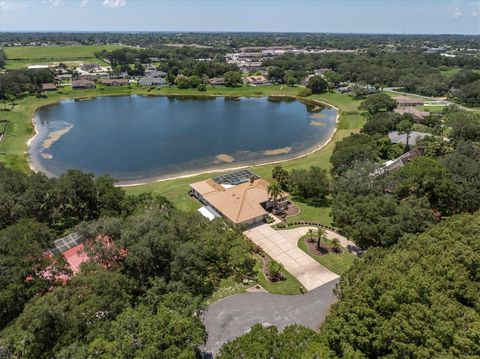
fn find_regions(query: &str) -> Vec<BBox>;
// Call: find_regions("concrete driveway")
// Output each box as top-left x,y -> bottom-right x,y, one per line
244,224 -> 344,290
202,278 -> 339,356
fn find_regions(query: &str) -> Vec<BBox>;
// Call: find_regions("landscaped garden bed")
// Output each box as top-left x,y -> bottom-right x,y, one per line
297,233 -> 356,275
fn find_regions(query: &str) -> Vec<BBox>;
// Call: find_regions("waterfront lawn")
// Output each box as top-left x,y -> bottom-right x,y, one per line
297,235 -> 356,275
4,45 -> 122,69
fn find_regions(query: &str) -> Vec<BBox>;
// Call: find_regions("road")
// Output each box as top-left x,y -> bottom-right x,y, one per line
201,278 -> 339,357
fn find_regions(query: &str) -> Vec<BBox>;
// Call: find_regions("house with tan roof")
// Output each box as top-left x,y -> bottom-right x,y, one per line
190,170 -> 287,226
393,96 -> 424,107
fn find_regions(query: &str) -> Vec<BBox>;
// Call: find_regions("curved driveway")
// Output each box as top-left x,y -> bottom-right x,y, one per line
244,224 -> 353,290
202,278 -> 339,356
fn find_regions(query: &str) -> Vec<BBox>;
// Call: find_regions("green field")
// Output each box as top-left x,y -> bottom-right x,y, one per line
297,235 -> 356,275
440,67 -> 480,77
3,45 -> 122,69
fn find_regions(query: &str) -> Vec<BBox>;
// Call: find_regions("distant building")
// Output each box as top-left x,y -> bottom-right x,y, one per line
55,74 -> 72,82
394,106 -> 430,122
145,69 -> 167,78
100,78 -> 129,86
388,130 -> 430,146
41,83 -> 57,91
72,79 -> 96,90
78,74 -> 97,81
245,75 -> 270,85
314,68 -> 334,76
393,96 -> 424,107
80,63 -> 101,72
138,77 -> 165,86
209,77 -> 225,85
382,148 -> 424,172
28,64 -> 49,69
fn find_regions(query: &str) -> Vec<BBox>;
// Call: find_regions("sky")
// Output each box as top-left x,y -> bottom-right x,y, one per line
0,0 -> 479,35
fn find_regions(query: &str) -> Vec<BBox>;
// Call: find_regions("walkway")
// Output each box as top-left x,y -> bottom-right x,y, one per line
202,278 -> 339,356
244,224 -> 351,290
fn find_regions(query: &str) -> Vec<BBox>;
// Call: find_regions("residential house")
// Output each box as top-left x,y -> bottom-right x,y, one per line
314,68 -> 334,76
72,79 -> 96,90
394,106 -> 430,122
245,75 -> 270,85
100,78 -> 129,86
138,77 -> 165,86
145,69 -> 167,78
388,130 -> 430,146
209,77 -> 225,85
393,96 -> 424,107
41,83 -> 57,91
382,148 -> 424,172
190,170 -> 288,226
78,74 -> 97,81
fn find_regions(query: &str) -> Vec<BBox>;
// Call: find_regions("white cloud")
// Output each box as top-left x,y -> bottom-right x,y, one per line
80,0 -> 88,7
102,0 -> 126,8
472,11 -> 479,17
0,1 -> 27,11
453,7 -> 463,17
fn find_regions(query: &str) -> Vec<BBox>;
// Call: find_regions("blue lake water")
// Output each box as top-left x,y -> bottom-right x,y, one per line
29,96 -> 337,183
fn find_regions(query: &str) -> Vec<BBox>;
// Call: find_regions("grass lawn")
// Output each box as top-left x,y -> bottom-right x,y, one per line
4,45 -> 122,69
297,235 -> 356,275
440,67 -> 480,77
254,255 -> 303,295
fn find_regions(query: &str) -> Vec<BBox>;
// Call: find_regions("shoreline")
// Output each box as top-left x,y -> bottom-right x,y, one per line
26,93 -> 339,186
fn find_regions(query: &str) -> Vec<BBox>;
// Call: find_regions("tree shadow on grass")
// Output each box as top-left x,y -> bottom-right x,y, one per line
291,195 -> 331,208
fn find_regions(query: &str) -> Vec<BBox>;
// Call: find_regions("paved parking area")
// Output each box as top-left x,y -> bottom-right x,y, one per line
244,224 -> 340,290
202,278 -> 339,356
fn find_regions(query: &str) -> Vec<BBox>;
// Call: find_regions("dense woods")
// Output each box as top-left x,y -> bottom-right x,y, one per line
0,165 -> 254,358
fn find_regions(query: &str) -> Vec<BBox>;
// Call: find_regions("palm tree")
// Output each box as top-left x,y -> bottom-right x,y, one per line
267,180 -> 283,212
307,228 -> 314,243
316,226 -> 327,251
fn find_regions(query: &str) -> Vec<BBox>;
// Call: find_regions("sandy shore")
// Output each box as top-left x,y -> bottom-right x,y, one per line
26,96 -> 340,187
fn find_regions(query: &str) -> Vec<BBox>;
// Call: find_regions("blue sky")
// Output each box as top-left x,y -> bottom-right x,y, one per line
0,0 -> 479,34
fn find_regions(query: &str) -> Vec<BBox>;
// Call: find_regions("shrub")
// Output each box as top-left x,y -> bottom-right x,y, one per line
297,88 -> 312,97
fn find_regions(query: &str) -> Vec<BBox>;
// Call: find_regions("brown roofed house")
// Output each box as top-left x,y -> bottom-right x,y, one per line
100,78 -> 129,86
41,83 -> 57,91
72,79 -> 96,90
394,106 -> 430,122
190,173 -> 288,226
393,96 -> 424,107
245,75 -> 270,85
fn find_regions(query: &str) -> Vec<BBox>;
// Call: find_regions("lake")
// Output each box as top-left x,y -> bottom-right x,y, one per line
29,95 -> 337,184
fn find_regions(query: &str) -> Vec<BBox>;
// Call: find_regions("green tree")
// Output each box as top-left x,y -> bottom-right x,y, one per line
306,75 -> 328,94
322,213 -> 480,358
396,118 -> 414,148
267,180 -> 283,211
330,134 -> 380,176
271,165 -> 289,190
358,93 -> 397,115
223,71 -> 242,87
